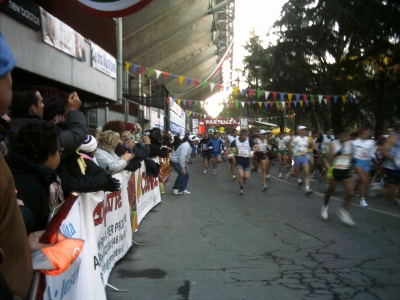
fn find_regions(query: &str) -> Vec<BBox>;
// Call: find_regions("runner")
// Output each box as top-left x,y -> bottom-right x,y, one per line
286,126 -> 313,195
206,131 -> 225,175
226,129 -> 238,180
226,129 -> 256,195
321,128 -> 356,226
353,129 -> 376,207
275,131 -> 288,178
253,129 -> 270,191
311,131 -> 321,178
198,132 -> 211,173
285,130 -> 294,168
317,127 -> 335,185
306,129 -> 315,180
266,131 -> 275,178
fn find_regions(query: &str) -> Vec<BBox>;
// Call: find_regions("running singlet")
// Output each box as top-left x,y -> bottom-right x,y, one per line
235,137 -> 252,157
331,139 -> 353,170
199,138 -> 210,151
275,138 -> 287,150
321,134 -> 335,154
292,136 -> 309,156
382,134 -> 400,170
353,139 -> 376,160
255,138 -> 268,152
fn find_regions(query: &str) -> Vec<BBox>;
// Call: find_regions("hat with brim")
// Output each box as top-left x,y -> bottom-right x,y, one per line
297,125 -> 307,130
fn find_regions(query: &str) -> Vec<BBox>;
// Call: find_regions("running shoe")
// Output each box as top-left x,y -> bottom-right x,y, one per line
336,207 -> 356,226
305,188 -> 313,195
213,169 -> 216,175
172,189 -> 179,195
232,174 -> 236,180
239,188 -> 244,195
278,172 -> 282,178
285,173 -> 290,182
179,190 -> 191,195
203,169 -> 207,174
262,183 -> 268,191
298,180 -> 303,187
359,198 -> 368,207
266,174 -> 270,179
321,205 -> 328,220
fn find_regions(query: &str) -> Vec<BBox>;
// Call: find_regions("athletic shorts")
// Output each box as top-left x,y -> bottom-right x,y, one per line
276,149 -> 287,156
268,153 -> 275,161
385,168 -> 400,185
192,147 -> 197,154
254,151 -> 268,161
313,149 -> 319,158
201,150 -> 211,160
354,158 -> 371,172
294,155 -> 309,168
327,167 -> 352,182
236,157 -> 251,171
211,152 -> 221,159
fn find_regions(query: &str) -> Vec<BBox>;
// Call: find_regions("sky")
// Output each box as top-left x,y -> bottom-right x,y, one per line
204,0 -> 288,117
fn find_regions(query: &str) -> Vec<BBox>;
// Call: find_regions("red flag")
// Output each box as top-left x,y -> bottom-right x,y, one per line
249,90 -> 254,97
163,72 -> 169,77
194,80 -> 199,87
140,66 -> 146,74
272,92 -> 278,100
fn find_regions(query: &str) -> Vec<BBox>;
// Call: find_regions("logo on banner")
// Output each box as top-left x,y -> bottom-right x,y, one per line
199,118 -> 240,126
93,191 -> 122,227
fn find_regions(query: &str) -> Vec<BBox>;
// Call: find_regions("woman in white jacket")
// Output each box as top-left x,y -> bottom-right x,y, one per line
170,135 -> 199,195
95,130 -> 134,174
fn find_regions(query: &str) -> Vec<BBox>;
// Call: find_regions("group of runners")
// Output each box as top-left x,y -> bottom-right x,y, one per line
185,123 -> 400,226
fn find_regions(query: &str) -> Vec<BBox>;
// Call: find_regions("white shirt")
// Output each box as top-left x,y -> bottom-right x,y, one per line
352,139 -> 376,160
292,136 -> 309,156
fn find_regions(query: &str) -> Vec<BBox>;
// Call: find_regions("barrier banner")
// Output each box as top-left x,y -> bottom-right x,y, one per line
128,158 -> 162,231
44,197 -> 86,300
159,155 -> 171,183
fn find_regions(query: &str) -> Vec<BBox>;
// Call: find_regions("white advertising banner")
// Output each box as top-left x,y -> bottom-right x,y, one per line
150,110 -> 164,131
91,42 -> 117,78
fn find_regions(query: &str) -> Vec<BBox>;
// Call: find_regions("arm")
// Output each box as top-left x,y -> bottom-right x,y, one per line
132,144 -> 150,160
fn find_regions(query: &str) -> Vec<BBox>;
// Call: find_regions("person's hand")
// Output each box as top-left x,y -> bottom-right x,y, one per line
17,199 -> 24,206
28,230 -> 50,252
122,153 -> 135,161
105,174 -> 121,191
68,91 -> 81,110
142,135 -> 150,144
182,168 -> 186,175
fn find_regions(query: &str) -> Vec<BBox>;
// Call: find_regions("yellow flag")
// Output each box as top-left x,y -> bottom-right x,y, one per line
189,111 -> 192,116
300,100 -> 304,107
288,93 -> 293,101
179,76 -> 184,84
258,102 -> 262,108
177,99 -> 181,105
125,62 -> 132,71
342,95 -> 346,103
233,86 -> 239,95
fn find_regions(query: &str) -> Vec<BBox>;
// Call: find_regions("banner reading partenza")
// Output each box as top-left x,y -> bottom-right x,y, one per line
199,118 -> 240,126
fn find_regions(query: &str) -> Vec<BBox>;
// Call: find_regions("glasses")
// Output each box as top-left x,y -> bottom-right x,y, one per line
58,147 -> 64,156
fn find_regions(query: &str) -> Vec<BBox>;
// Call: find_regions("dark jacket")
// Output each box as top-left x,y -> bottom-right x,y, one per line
115,142 -> 150,160
7,110 -> 87,157
56,151 -> 112,198
6,153 -> 57,232
114,143 -> 142,172
148,136 -> 168,158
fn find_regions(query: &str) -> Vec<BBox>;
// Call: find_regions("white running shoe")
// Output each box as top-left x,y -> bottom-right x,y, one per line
360,198 -> 369,207
266,174 -> 270,179
321,205 -> 328,220
203,169 -> 207,174
278,172 -> 282,178
262,183 -> 268,191
172,189 -> 179,195
336,208 -> 356,226
239,188 -> 244,195
179,190 -> 191,195
212,169 -> 216,175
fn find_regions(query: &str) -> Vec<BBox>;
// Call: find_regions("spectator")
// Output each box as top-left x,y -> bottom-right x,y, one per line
148,127 -> 170,158
95,130 -> 135,174
119,131 -> 151,160
6,120 -> 61,232
173,135 -> 182,151
0,32 -> 34,300
103,120 -> 125,137
7,88 -> 87,157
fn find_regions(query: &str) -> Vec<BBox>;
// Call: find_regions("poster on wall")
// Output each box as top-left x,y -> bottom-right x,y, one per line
150,110 -> 164,131
90,41 -> 117,78
192,119 -> 198,135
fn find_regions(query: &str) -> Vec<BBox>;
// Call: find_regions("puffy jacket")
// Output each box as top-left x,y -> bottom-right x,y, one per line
95,147 -> 128,174
206,138 -> 224,154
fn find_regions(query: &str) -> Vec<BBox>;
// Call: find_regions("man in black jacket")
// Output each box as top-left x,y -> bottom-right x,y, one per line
7,88 -> 87,157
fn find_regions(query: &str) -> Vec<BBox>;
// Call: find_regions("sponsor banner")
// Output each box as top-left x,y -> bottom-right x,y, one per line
170,98 -> 185,118
44,197 -> 87,300
159,155 -> 171,184
91,41 -> 117,78
240,118 -> 249,129
127,158 -> 161,229
199,118 -> 240,126
170,120 -> 185,136
150,110 -> 164,131
0,0 -> 41,30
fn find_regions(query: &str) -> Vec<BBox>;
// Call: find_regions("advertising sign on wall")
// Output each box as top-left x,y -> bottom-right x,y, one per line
150,110 -> 164,131
0,0 -> 41,30
91,41 -> 117,78
192,119 -> 199,135
199,118 -> 240,127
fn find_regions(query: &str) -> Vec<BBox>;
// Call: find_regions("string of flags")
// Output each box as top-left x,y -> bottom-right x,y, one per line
126,62 -> 356,104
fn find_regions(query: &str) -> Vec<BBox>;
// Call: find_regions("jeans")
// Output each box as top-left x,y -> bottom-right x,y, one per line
170,161 -> 190,191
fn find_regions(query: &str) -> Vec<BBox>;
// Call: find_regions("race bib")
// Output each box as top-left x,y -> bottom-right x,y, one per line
202,144 -> 209,150
238,146 -> 250,157
334,155 -> 351,169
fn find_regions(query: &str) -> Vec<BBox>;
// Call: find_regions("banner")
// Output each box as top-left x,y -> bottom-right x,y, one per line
170,120 -> 185,136
159,155 -> 171,184
91,41 -> 117,78
199,118 -> 240,126
0,0 -> 41,30
150,110 -> 164,131
192,119 -> 199,135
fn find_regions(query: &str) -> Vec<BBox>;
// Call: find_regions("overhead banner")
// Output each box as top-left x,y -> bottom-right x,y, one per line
75,0 -> 152,18
0,0 -> 41,30
91,41 -> 117,78
199,118 -> 240,126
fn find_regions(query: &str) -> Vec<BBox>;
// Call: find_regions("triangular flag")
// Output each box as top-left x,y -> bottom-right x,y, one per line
194,100 -> 198,105
148,69 -> 153,76
341,95 -> 346,102
257,90 -> 262,99
264,91 -> 270,100
235,101 -> 239,107
133,64 -> 138,72
186,78 -> 192,85
202,82 -> 207,89
324,98 -> 327,104
333,95 -> 338,103
229,102 -> 233,107
234,86 -> 239,95
294,100 -> 298,107
249,90 -> 254,98
226,86 -> 230,92
241,102 -> 245,107
140,66 -> 146,74
326,95 -> 332,103
155,70 -> 161,79
350,96 -> 354,103
183,100 -> 187,106
263,102 -> 268,108
312,100 -> 316,106
318,95 -> 323,103
163,71 -> 169,77
193,112 -> 197,117
218,84 -> 223,92
179,76 -> 184,84
269,102 -> 274,108
305,100 -> 310,106
125,62 -> 132,71
223,102 -> 227,107
309,94 -> 314,101
288,93 -> 293,101
295,94 -> 300,101
189,111 -> 192,116
258,102 -> 262,108
266,117 -> 269,120
171,74 -> 177,78
177,99 -> 181,105
282,101 -> 286,107
287,101 -> 292,107
210,83 -> 215,91
253,101 -> 256,105
272,92 -> 278,100
241,89 -> 246,96
300,100 -> 304,107
194,80 -> 199,87
247,102 -> 251,106
280,93 -> 285,100
188,100 -> 193,106
304,94 -> 309,100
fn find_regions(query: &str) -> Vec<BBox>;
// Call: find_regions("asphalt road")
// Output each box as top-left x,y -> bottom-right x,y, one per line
106,158 -> 400,300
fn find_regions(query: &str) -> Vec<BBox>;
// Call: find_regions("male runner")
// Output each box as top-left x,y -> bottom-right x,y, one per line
206,131 -> 225,175
317,127 -> 335,184
266,130 -> 275,178
253,129 -> 269,190
275,131 -> 288,178
226,128 -> 238,179
198,132 -> 211,173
